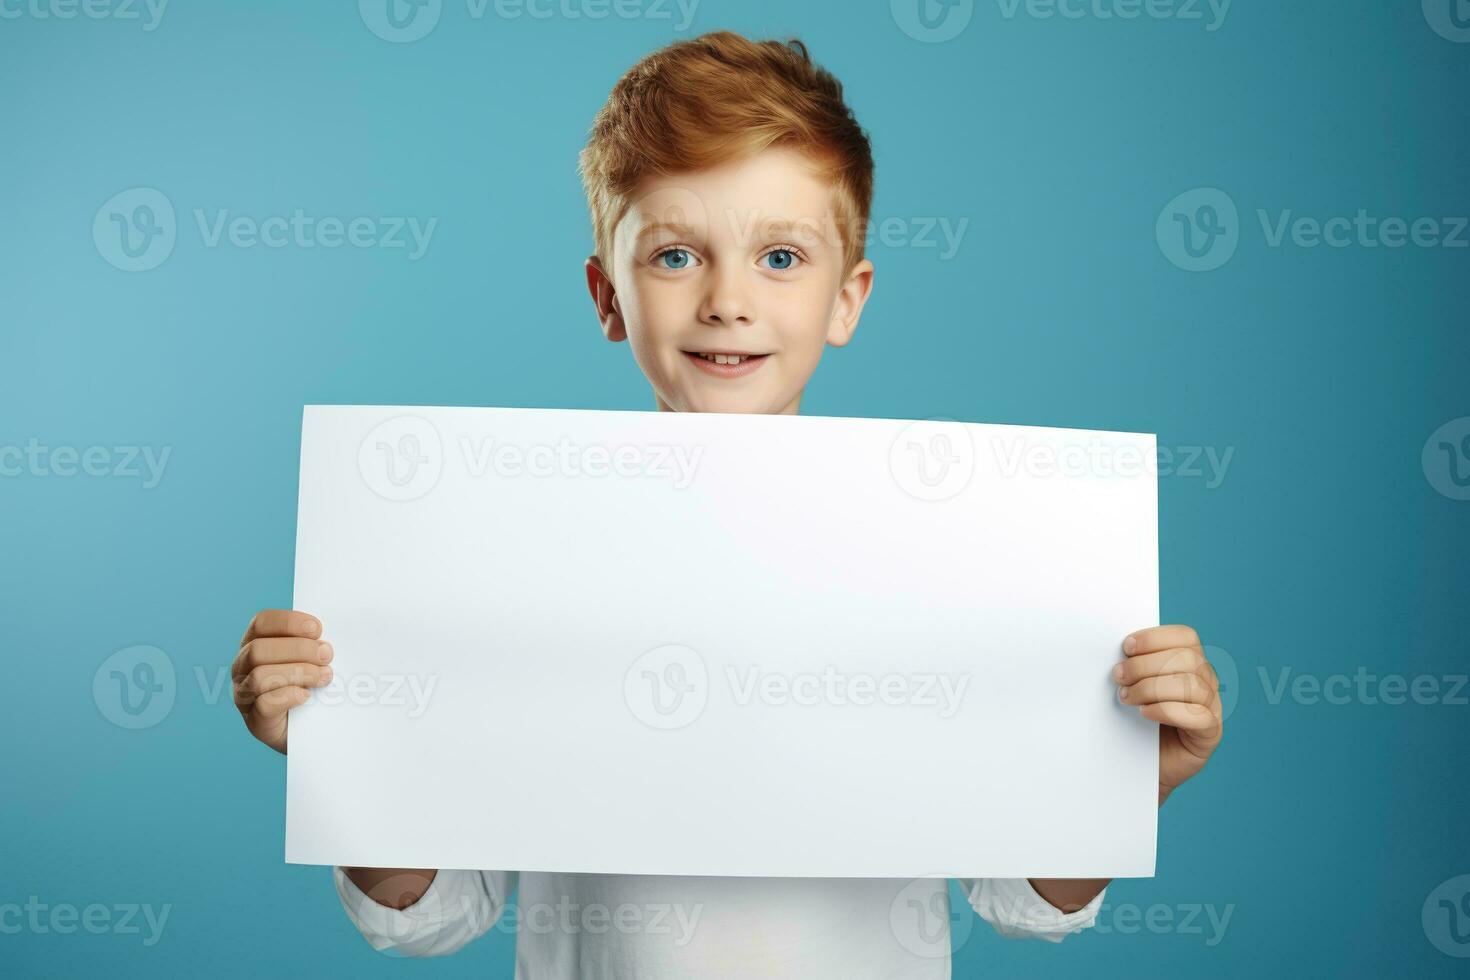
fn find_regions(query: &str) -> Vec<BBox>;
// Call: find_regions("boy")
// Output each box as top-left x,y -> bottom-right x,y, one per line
231,31 -> 1224,978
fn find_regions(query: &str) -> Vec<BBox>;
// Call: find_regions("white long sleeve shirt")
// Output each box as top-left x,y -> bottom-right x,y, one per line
334,867 -> 1104,977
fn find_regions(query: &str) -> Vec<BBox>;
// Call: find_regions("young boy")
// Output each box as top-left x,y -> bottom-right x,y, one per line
231,31 -> 1224,978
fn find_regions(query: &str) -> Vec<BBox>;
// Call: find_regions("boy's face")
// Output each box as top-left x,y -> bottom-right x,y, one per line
586,147 -> 874,415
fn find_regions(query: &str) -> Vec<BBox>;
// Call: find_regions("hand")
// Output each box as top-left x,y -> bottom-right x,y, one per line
1114,625 -> 1223,803
232,609 -> 335,754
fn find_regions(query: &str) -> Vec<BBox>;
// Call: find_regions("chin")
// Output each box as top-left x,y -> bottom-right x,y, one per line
673,387 -> 786,416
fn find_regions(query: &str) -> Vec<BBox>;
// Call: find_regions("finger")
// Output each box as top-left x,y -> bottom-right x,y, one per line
1138,699 -> 1221,736
1114,647 -> 1205,684
1123,624 -> 1201,656
233,636 -> 333,680
241,609 -> 322,646
235,663 -> 333,707
1120,672 -> 1213,707
250,685 -> 312,721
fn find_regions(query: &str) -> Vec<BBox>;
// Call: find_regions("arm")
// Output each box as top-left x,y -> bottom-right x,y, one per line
970,626 -> 1224,940
334,867 -> 517,957
344,867 -> 437,908
1024,784 -> 1186,914
961,877 -> 1107,942
1026,877 -> 1110,914
230,609 -> 516,957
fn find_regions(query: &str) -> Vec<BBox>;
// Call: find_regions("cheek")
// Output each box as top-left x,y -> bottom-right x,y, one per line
625,279 -> 688,341
779,287 -> 840,358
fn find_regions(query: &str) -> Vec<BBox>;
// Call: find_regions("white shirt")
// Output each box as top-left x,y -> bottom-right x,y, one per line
334,867 -> 1104,977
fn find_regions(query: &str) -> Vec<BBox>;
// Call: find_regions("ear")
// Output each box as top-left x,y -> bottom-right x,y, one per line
825,258 -> 875,348
586,256 -> 627,343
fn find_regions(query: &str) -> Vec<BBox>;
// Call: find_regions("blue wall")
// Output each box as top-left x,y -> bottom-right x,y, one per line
2,1 -> 1468,975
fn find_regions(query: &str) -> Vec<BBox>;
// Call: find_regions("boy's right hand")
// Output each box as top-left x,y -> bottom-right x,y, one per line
232,609 -> 335,754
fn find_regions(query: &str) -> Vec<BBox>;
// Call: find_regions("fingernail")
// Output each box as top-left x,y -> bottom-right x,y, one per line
302,618 -> 320,637
1123,635 -> 1137,655
318,642 -> 333,664
1112,663 -> 1125,682
320,665 -> 333,684
1118,686 -> 1128,702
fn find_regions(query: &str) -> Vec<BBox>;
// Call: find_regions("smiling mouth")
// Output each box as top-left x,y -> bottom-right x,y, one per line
682,350 -> 771,378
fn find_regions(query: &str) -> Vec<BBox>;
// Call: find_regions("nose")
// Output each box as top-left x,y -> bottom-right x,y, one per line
698,263 -> 754,327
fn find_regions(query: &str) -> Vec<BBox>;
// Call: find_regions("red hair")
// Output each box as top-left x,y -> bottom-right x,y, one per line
578,31 -> 875,279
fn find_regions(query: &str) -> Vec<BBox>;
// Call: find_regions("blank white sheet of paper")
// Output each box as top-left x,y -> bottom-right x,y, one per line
287,405 -> 1159,879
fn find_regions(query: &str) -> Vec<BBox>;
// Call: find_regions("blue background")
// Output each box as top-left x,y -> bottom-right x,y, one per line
3,0 -> 1468,976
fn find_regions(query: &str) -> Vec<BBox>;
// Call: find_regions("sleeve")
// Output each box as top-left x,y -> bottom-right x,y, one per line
333,867 -> 517,958
959,877 -> 1105,943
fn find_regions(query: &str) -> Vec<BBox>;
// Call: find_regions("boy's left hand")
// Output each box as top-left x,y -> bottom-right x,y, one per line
1114,625 -> 1223,803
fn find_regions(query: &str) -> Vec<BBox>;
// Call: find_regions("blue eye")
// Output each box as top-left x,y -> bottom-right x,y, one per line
659,249 -> 691,270
764,249 -> 797,271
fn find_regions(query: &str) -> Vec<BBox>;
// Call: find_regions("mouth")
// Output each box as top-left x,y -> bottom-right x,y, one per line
681,350 -> 771,378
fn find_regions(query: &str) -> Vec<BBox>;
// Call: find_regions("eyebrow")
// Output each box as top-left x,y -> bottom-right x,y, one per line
634,221 -> 700,245
635,214 -> 834,249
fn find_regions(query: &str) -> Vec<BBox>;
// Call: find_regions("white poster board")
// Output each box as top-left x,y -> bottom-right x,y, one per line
287,405 -> 1158,878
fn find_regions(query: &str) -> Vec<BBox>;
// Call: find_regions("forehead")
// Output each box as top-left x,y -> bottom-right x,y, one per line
616,147 -> 838,249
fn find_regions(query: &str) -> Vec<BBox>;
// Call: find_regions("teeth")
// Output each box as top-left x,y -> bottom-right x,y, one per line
697,353 -> 747,365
